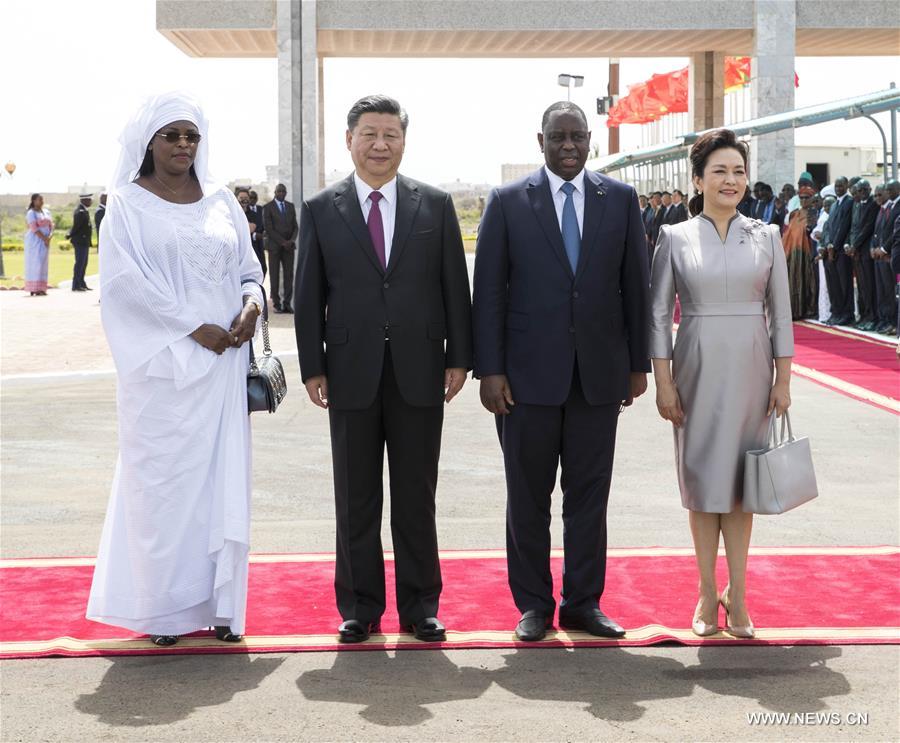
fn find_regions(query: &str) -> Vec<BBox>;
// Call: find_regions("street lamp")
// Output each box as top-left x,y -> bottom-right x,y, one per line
557,73 -> 584,102
0,161 -> 15,279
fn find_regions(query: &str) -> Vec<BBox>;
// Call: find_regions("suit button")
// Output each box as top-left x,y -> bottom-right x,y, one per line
383,282 -> 390,289
573,291 -> 580,299
569,326 -> 576,333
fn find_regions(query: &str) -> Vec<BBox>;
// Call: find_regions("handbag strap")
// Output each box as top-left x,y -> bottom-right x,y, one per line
766,410 -> 795,447
241,280 -> 273,372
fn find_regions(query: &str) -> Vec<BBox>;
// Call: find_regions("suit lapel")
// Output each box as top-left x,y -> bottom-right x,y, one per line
385,175 -> 421,277
527,169 -> 573,279
575,170 -> 609,280
333,174 -> 384,275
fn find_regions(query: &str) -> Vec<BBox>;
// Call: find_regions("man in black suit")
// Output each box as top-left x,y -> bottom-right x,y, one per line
472,101 -> 649,642
264,183 -> 299,313
248,190 -> 267,278
643,191 -> 660,251
872,181 -> 899,334
666,189 -> 688,225
845,180 -> 879,330
295,94 -> 473,644
94,193 -> 107,239
68,193 -> 93,291
654,191 -> 672,235
823,177 -> 855,325
236,187 -> 266,278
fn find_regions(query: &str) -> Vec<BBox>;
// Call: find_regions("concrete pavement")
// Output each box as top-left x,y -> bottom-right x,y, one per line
1,266 -> 898,742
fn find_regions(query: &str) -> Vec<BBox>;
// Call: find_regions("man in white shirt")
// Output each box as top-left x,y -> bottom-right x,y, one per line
473,101 -> 650,642
295,94 -> 472,644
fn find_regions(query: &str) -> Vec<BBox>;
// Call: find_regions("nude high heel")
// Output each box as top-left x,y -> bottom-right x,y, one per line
691,595 -> 720,637
720,585 -> 755,638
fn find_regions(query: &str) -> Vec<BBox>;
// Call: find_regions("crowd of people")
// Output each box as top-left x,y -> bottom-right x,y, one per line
642,173 -> 900,336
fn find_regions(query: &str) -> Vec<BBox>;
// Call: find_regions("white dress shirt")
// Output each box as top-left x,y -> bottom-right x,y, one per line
354,172 -> 397,263
544,165 -> 585,237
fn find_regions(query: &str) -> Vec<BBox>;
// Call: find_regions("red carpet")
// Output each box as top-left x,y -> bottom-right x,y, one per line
1,547 -> 897,658
790,322 -> 898,414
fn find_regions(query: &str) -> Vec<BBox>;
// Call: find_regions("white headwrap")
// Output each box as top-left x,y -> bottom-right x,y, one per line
108,91 -> 219,196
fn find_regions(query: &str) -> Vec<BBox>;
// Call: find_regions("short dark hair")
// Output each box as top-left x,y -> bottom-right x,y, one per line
650,190 -> 662,197
639,194 -> 648,199
688,128 -> 749,217
541,101 -> 588,131
661,190 -> 672,196
235,187 -> 250,197
347,94 -> 408,132
673,189 -> 685,197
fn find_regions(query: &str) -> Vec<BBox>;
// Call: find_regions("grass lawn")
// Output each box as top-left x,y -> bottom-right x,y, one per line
0,247 -> 94,289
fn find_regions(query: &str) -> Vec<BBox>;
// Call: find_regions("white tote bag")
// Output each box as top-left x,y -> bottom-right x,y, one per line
743,411 -> 819,515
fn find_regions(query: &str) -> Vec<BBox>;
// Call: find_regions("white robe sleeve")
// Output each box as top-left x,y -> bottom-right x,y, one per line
100,192 -> 207,379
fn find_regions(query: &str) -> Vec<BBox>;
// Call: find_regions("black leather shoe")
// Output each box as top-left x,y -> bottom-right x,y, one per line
515,609 -> 553,641
282,304 -> 293,314
558,607 -> 626,638
273,304 -> 284,313
401,617 -> 446,641
338,619 -> 381,643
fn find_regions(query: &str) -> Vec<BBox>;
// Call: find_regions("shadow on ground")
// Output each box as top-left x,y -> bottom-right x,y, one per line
74,654 -> 284,727
296,644 -> 851,727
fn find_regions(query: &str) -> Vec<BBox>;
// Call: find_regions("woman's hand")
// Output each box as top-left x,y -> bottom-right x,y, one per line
190,324 -> 237,355
767,380 -> 791,416
229,304 -> 260,347
655,380 -> 685,427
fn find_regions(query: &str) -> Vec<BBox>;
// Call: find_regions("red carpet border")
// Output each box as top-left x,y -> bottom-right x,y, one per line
789,322 -> 898,414
1,547 -> 897,658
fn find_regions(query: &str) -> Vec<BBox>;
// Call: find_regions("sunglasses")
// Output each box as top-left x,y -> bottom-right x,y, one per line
154,131 -> 202,144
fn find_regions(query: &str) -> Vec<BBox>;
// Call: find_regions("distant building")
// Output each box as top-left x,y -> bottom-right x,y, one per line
501,164 -> 542,184
438,179 -> 493,194
794,145 -> 882,189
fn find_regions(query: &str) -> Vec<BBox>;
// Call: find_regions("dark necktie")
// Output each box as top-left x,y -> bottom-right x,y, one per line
278,200 -> 285,216
367,191 -> 386,269
560,182 -> 580,273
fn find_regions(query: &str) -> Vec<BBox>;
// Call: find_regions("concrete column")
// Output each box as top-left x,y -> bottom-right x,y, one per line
689,52 -> 725,133
277,0 -> 319,206
751,0 -> 795,189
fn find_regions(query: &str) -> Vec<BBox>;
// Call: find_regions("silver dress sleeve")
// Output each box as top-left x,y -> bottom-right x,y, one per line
765,225 -> 795,357
648,225 -> 676,359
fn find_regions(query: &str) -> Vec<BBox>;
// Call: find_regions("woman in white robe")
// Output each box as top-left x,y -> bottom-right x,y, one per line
86,92 -> 264,645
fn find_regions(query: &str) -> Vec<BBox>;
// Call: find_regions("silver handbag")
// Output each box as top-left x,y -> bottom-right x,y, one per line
743,411 -> 818,514
245,284 -> 287,414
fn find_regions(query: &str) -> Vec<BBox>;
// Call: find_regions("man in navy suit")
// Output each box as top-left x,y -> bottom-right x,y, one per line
823,176 -> 855,325
472,101 -> 650,641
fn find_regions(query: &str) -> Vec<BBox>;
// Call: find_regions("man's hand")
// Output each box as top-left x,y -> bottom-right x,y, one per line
190,324 -> 236,355
479,374 -> 514,415
623,372 -> 648,407
444,368 -> 467,403
229,304 -> 259,347
304,375 -> 329,409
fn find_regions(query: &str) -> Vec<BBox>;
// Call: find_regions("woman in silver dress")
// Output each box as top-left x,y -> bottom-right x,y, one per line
649,129 -> 794,638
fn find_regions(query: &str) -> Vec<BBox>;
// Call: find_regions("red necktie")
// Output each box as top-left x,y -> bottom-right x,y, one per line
367,191 -> 386,269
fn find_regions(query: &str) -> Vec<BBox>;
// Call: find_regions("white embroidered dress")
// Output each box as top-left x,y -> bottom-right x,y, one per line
86,182 -> 263,635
